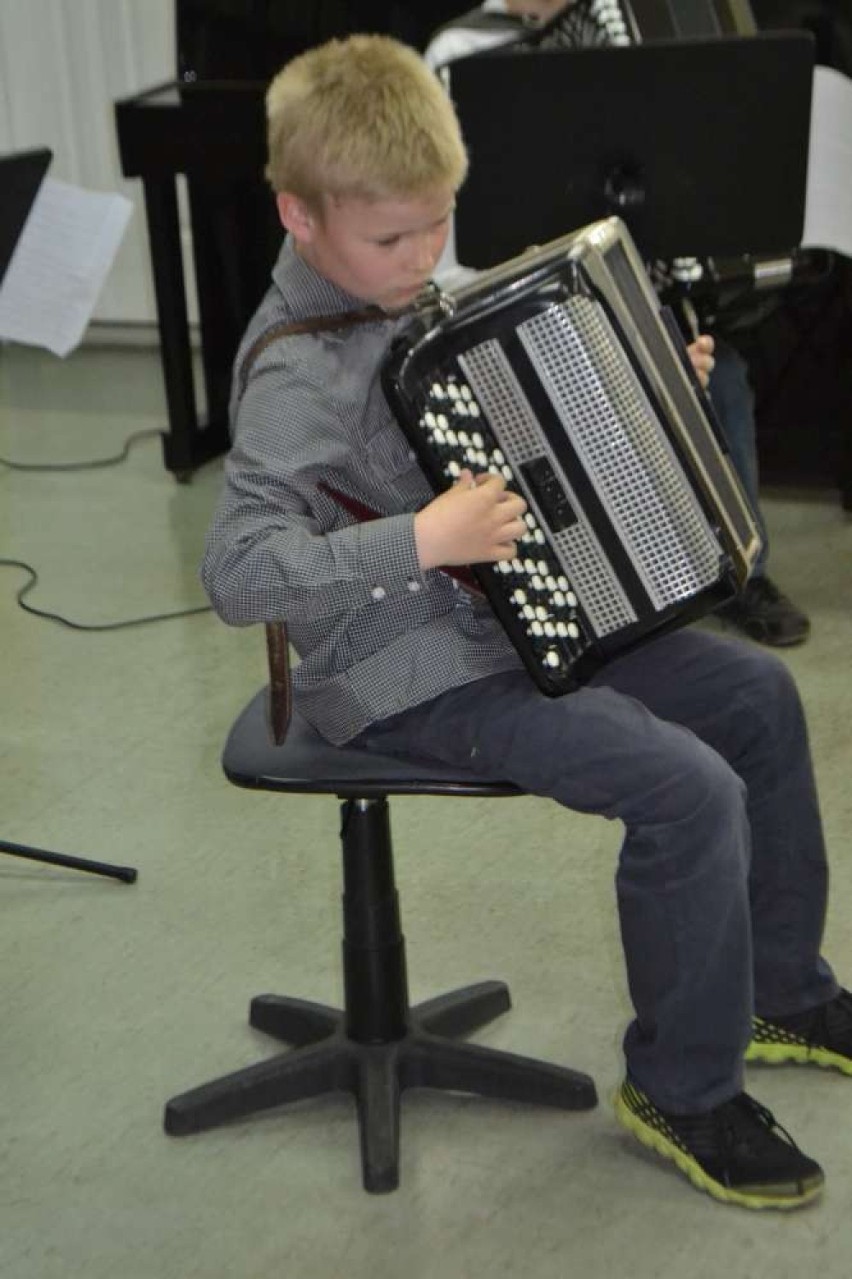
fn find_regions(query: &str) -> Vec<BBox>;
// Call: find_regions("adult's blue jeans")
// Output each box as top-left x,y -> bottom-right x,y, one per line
355,629 -> 837,1112
708,337 -> 770,577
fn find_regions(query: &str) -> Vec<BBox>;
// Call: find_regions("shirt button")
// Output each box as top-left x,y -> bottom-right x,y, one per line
406,580 -> 421,593
370,586 -> 386,602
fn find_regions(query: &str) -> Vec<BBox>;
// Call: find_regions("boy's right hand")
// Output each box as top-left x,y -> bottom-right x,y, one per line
414,469 -> 528,570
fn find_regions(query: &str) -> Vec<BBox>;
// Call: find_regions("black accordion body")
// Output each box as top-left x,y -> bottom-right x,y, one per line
382,218 -> 762,696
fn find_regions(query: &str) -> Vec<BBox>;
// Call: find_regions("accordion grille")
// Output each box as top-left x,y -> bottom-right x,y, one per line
458,340 -> 636,635
518,300 -> 722,610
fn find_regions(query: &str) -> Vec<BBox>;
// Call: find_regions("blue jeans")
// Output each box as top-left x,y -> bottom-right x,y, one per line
708,337 -> 770,577
355,629 -> 837,1112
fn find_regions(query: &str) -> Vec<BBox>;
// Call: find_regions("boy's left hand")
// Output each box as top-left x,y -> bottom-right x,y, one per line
687,334 -> 715,388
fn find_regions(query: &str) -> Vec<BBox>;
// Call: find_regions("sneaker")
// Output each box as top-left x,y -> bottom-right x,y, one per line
717,576 -> 810,647
614,1079 -> 824,1209
746,989 -> 852,1075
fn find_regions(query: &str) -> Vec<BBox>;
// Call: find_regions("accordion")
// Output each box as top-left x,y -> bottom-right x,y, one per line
382,217 -> 762,696
524,0 -> 756,49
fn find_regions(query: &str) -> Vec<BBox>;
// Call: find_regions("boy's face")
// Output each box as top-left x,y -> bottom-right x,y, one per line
278,187 -> 455,311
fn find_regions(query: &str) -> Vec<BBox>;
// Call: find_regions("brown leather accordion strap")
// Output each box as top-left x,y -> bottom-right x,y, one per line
237,306 -> 386,396
240,306 -> 389,746
264,620 -> 292,746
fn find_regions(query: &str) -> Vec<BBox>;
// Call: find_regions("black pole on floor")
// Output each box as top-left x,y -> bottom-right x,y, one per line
0,838 -> 137,883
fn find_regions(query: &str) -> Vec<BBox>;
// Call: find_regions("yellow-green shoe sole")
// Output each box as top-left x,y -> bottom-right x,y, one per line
613,1087 -> 824,1211
745,1040 -> 852,1074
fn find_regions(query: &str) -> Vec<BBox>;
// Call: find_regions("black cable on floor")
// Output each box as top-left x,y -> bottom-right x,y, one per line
0,427 -> 162,471
0,558 -> 212,631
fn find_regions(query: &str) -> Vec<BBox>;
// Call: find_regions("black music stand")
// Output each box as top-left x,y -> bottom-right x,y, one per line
1,149 -> 137,885
450,32 -> 814,266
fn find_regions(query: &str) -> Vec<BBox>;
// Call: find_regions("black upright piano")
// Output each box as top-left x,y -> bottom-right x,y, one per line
114,1 -> 463,479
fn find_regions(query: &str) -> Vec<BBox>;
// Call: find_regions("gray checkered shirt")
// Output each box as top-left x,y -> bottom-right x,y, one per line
201,237 -> 520,744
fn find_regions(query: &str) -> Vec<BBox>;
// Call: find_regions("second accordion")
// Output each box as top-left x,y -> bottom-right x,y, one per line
382,217 -> 762,696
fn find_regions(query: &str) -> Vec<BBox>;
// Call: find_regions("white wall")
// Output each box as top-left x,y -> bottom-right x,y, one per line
0,0 -> 174,324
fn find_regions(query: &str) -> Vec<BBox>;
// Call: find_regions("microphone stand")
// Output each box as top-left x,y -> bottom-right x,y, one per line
0,837 -> 137,883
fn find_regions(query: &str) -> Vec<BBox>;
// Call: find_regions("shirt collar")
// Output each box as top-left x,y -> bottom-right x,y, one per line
272,234 -> 373,320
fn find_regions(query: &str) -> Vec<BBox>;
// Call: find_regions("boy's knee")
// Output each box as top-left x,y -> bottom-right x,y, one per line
733,643 -> 803,728
653,736 -> 747,833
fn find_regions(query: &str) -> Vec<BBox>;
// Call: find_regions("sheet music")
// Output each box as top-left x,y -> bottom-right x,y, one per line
0,176 -> 133,357
803,66 -> 852,259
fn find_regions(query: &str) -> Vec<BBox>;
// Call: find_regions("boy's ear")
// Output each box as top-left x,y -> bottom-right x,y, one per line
276,192 -> 316,242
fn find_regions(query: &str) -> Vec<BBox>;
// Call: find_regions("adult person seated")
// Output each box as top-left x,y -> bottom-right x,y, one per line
424,0 -> 812,648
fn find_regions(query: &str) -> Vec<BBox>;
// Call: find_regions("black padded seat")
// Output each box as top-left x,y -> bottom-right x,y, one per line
223,687 -> 524,797
164,687 -> 597,1192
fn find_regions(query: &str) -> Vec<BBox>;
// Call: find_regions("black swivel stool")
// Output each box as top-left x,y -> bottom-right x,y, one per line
164,627 -> 596,1193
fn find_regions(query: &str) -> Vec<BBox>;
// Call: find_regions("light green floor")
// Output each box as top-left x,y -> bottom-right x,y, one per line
1,342 -> 851,1279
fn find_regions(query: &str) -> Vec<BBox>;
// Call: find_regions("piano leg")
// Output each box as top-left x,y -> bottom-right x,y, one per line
140,175 -> 229,481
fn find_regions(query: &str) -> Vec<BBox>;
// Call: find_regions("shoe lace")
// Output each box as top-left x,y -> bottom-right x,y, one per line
714,1094 -> 797,1158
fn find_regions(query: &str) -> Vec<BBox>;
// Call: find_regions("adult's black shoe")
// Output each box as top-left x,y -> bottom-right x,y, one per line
717,576 -> 810,647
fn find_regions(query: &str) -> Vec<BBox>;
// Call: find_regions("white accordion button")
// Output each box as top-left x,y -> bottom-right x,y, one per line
371,586 -> 386,602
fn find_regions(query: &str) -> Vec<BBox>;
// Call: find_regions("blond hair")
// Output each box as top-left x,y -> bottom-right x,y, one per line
265,35 -> 468,206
